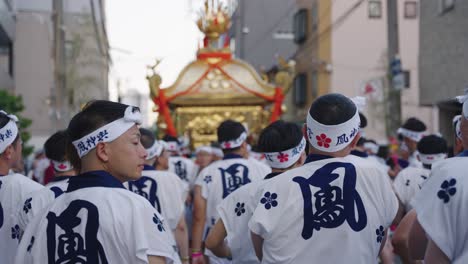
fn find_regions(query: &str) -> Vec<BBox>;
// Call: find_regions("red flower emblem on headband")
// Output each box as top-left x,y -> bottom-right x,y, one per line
223,142 -> 232,149
57,163 -> 67,170
277,153 -> 289,163
316,134 -> 332,148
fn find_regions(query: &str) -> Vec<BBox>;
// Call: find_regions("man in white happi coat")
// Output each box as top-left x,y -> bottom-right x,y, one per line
0,110 -> 43,264
164,135 -> 198,188
205,120 -> 306,264
391,135 -> 447,263
248,93 -> 399,263
126,128 -> 189,263
17,130 -> 77,231
409,92 -> 468,264
14,101 -> 179,264
191,120 -> 271,264
397,117 -> 427,168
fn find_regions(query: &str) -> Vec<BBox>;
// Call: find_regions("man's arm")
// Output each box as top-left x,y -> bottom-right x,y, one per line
191,185 -> 207,264
392,210 -> 417,264
174,216 -> 189,263
148,255 -> 166,264
424,239 -> 450,264
205,219 -> 231,258
250,231 -> 264,261
408,214 -> 428,260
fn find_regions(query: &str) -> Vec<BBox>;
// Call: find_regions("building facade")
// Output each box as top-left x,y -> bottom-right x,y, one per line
1,0 -> 109,149
295,0 -> 435,142
419,0 -> 467,141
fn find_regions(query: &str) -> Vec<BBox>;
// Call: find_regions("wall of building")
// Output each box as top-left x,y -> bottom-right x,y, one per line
419,0 -> 468,106
329,0 -> 434,141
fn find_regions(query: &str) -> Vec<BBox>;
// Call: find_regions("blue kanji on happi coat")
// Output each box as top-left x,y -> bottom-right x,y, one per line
293,162 -> 367,240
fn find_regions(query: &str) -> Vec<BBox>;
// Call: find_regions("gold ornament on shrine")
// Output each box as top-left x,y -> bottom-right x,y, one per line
148,0 -> 295,148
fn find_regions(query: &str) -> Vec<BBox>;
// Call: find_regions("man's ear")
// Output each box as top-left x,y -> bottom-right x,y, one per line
95,142 -> 110,163
302,124 -> 308,140
349,133 -> 362,149
2,144 -> 14,160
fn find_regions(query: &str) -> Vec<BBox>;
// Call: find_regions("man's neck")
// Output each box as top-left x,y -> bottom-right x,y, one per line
55,170 -> 76,177
0,160 -> 10,175
271,168 -> 288,174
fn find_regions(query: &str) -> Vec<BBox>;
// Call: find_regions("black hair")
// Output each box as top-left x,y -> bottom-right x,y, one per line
140,128 -> 156,149
44,130 -> 69,162
356,137 -> 367,147
162,135 -> 179,143
217,120 -> 246,152
417,135 -> 448,155
359,112 -> 367,129
66,100 -> 136,171
257,120 -> 303,153
401,117 -> 427,132
0,111 -> 20,148
309,93 -> 357,125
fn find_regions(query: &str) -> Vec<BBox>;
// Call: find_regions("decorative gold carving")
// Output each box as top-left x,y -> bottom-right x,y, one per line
174,106 -> 270,148
147,59 -> 162,98
197,0 -> 231,42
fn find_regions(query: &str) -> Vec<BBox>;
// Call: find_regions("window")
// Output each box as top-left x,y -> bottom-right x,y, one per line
368,1 -> 382,19
293,73 -> 307,107
404,1 -> 418,19
403,70 -> 410,88
439,0 -> 455,14
294,9 -> 308,44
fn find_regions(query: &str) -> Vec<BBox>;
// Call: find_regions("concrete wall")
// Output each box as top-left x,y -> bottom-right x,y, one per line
419,0 -> 468,105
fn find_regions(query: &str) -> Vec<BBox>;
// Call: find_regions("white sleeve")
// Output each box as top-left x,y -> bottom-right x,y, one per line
128,202 -> 181,263
248,180 -> 283,240
415,175 -> 463,260
165,178 -> 187,230
392,170 -> 411,207
370,166 -> 399,227
194,167 -> 210,199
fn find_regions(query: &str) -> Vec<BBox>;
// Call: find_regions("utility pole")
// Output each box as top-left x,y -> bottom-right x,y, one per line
52,0 -> 65,129
386,0 -> 402,137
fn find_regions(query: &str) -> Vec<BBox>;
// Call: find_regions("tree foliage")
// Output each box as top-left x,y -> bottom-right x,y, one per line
0,90 -> 33,156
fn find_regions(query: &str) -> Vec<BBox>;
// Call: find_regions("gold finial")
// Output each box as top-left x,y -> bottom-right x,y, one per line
197,0 -> 231,42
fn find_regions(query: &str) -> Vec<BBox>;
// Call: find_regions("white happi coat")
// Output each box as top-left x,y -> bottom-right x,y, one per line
412,153 -> 468,263
248,155 -> 398,264
393,167 -> 431,212
17,176 -> 71,231
217,174 -> 279,264
0,173 -> 43,264
196,154 -> 270,262
15,171 -> 180,264
169,156 -> 197,187
125,166 -> 188,230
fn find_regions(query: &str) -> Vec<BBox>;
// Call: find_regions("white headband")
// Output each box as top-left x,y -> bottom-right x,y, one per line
456,89 -> 468,119
146,140 -> 166,160
397,127 -> 426,142
51,160 -> 73,172
263,137 -> 306,169
453,115 -> 462,139
196,146 -> 212,154
165,141 -> 179,153
306,109 -> 361,153
212,147 -> 224,157
363,142 -> 379,155
0,111 -> 19,154
418,153 -> 447,165
72,106 -> 142,158
220,131 -> 247,149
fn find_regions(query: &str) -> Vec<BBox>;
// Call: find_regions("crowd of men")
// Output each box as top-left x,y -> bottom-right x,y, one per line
0,91 -> 467,263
